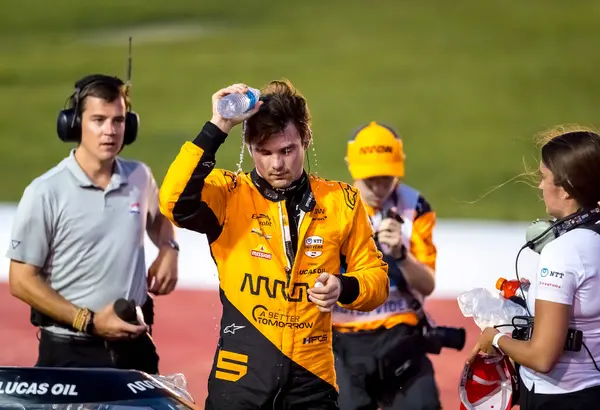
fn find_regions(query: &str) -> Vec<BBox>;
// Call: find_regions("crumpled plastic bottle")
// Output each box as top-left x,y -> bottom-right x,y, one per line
457,287 -> 529,332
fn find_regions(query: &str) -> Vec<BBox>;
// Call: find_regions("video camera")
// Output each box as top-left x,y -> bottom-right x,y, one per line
422,317 -> 467,355
374,208 -> 466,355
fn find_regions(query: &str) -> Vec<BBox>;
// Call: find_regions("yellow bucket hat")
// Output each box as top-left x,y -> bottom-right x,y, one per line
346,121 -> 405,180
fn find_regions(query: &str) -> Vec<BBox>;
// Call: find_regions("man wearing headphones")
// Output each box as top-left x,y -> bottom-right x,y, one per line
332,121 -> 441,410
6,74 -> 178,373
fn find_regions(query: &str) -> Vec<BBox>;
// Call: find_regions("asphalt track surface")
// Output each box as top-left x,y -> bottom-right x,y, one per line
0,285 -> 489,409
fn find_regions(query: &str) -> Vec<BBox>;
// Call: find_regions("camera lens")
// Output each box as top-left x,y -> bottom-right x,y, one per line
437,327 -> 466,351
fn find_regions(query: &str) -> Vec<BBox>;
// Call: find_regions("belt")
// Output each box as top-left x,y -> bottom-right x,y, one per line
40,328 -> 106,345
334,322 -> 416,338
40,326 -> 153,343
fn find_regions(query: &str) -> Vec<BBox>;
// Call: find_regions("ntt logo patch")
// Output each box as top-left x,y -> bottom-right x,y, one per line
304,235 -> 324,258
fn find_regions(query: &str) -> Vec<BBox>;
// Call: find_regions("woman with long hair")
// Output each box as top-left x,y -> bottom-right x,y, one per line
468,125 -> 600,409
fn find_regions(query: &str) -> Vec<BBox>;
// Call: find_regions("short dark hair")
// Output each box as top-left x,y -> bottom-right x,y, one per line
539,125 -> 600,209
244,79 -> 311,147
69,74 -> 130,115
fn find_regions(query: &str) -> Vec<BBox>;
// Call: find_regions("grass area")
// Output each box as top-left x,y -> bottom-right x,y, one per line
1,0 -> 600,221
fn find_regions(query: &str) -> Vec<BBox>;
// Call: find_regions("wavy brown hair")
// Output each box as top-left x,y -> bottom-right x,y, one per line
244,79 -> 311,147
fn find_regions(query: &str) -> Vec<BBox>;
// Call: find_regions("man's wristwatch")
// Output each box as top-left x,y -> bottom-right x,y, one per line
163,239 -> 180,252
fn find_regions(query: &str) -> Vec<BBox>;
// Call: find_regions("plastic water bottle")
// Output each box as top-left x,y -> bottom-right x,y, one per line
496,277 -> 529,299
217,87 -> 261,119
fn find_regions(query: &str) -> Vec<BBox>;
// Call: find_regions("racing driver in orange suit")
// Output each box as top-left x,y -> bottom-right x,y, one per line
159,81 -> 389,410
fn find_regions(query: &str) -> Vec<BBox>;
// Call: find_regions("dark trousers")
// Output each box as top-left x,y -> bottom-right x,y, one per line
519,379 -> 600,410
204,336 -> 339,410
35,328 -> 160,374
333,324 -> 441,410
205,371 -> 339,410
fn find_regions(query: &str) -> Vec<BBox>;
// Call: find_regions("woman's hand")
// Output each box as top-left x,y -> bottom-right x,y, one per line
466,327 -> 502,364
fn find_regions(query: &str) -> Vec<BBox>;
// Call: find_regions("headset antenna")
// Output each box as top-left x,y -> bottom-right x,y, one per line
126,36 -> 133,86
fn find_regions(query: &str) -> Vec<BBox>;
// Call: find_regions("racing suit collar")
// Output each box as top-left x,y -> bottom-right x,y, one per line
250,169 -> 316,211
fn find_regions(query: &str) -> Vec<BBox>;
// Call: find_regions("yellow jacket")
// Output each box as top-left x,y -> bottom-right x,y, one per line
332,183 -> 437,333
159,121 -> 389,391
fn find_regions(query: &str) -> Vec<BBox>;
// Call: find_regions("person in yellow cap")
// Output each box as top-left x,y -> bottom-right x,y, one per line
331,121 -> 444,410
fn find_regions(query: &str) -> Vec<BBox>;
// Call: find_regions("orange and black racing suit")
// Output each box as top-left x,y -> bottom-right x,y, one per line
331,184 -> 441,410
159,121 -> 389,410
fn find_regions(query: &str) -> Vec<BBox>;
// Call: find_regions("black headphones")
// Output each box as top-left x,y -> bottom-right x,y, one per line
56,74 -> 139,146
525,206 -> 600,253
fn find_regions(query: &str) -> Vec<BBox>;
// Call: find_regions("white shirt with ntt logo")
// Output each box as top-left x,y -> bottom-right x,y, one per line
520,226 -> 600,394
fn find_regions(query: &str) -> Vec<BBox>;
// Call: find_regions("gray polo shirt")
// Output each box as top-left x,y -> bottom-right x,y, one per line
6,149 -> 160,335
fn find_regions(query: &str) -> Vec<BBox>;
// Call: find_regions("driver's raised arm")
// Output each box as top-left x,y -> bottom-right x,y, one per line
160,121 -> 237,243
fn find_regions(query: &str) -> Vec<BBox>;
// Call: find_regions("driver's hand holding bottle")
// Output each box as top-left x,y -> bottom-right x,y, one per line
210,83 -> 264,134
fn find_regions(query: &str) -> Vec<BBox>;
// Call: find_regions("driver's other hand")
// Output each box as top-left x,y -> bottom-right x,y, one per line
307,272 -> 342,313
210,83 -> 263,133
92,302 -> 148,341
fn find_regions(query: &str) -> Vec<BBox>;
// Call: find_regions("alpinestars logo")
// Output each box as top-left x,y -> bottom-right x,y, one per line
224,323 -> 245,334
